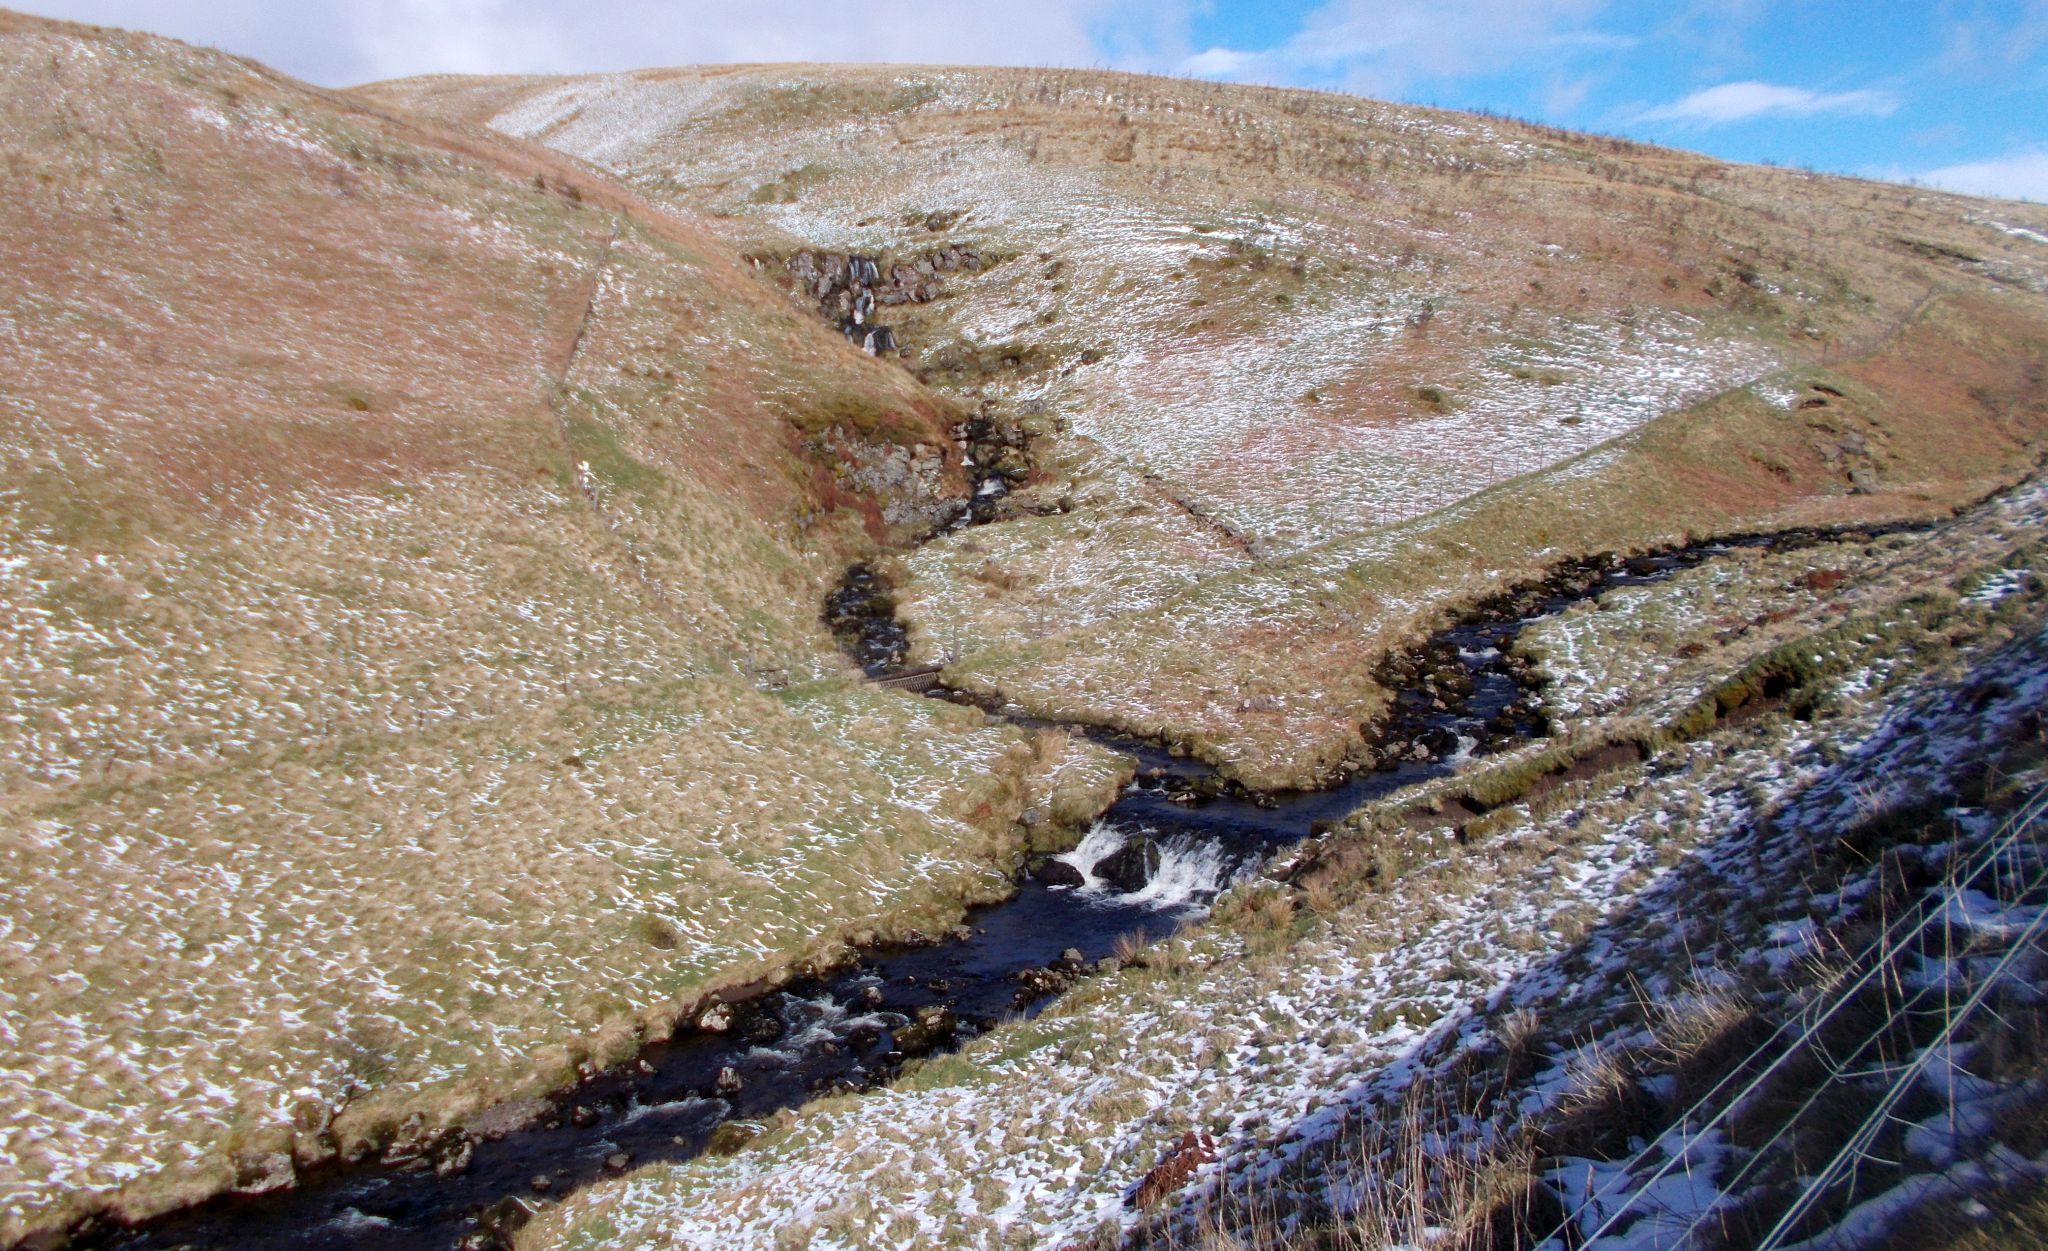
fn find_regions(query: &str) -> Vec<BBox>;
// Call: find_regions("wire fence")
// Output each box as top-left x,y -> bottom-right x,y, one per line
1542,786 -> 2048,1251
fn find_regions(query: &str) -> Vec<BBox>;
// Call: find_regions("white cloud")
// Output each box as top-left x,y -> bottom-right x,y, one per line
344,0 -> 561,79
15,0 -> 1194,85
1172,0 -> 1609,99
1541,73 -> 1594,117
1639,80 -> 1898,126
1182,46 -> 1271,79
1917,148 -> 2048,202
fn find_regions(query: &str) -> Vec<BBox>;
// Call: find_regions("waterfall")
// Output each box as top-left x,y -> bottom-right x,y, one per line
1053,822 -> 1250,910
1052,821 -> 1130,889
1125,835 -> 1252,911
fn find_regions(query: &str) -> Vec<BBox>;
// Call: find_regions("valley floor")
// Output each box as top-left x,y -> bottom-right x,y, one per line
9,26 -> 2048,1251
518,476 -> 2048,1251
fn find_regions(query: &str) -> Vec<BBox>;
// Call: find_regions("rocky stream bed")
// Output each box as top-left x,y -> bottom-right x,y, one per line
70,519 -> 1915,1251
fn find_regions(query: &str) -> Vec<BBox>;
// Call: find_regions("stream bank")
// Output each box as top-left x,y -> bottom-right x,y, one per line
71,519 -> 1922,1251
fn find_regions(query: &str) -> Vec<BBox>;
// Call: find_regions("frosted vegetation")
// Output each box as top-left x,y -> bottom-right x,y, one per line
0,19 -> 1124,1239
368,60 -> 2048,789
526,473 -> 2048,1251
1,21 -> 2044,1248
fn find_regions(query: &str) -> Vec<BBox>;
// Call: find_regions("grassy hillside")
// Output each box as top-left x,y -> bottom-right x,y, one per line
0,14 -> 1130,1241
514,435 -> 2048,1251
368,63 -> 2048,787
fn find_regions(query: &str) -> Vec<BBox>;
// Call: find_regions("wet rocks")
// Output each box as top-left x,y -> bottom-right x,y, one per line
1015,964 -> 1077,998
891,1005 -> 957,1058
741,1009 -> 784,1044
1155,774 -> 1228,805
1094,837 -> 1161,893
715,1066 -> 744,1096
824,563 -> 912,675
462,1195 -> 537,1251
772,244 -> 1000,356
1030,855 -> 1087,888
433,1133 -> 476,1177
951,404 -> 1045,526
478,1195 -> 534,1239
1418,727 -> 1463,757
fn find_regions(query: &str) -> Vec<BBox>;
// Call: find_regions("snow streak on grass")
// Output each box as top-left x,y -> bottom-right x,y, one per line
0,22 -> 1061,1239
525,482 -> 2048,1251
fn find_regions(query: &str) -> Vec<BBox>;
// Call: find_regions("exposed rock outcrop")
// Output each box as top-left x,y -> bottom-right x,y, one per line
763,244 -> 1004,358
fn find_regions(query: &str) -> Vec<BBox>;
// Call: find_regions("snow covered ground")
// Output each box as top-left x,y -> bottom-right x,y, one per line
521,479 -> 2048,1250
368,60 -> 2048,794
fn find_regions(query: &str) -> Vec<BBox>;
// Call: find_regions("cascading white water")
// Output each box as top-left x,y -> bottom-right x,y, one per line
1443,732 -> 1480,765
1051,821 -> 1252,910
745,995 -> 869,1065
1053,820 -> 1130,889
1125,835 -> 1253,910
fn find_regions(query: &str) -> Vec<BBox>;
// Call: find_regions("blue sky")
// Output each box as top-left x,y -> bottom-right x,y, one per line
1170,1 -> 2048,199
21,0 -> 2048,198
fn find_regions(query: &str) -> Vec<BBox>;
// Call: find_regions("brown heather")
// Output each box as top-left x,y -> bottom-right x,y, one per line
0,11 -> 1130,1241
3,15 -> 2047,1247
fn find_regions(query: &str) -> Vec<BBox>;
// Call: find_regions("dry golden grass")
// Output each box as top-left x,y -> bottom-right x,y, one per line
516,473 -> 2047,1251
368,62 -> 2048,787
7,23 -> 2047,1243
0,13 -> 1122,1243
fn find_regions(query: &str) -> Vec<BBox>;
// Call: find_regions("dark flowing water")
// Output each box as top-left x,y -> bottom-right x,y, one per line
77,525 -> 1903,1251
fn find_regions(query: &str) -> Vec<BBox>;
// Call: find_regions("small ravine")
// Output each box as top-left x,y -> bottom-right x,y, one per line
81,523 -> 1904,1251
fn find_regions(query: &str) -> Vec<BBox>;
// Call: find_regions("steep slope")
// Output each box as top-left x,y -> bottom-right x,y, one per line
368,64 -> 2048,787
517,440 -> 2048,1251
0,15 -> 1127,1242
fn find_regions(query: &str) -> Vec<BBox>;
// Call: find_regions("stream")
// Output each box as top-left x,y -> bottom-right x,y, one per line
80,524 -> 1899,1251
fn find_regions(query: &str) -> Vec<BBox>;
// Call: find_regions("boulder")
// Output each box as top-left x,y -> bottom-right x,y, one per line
1093,837 -> 1162,893
1031,856 -> 1086,888
1420,727 -> 1462,756
892,1005 -> 957,1057
477,1195 -> 535,1240
434,1133 -> 475,1176
1016,965 -> 1074,996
